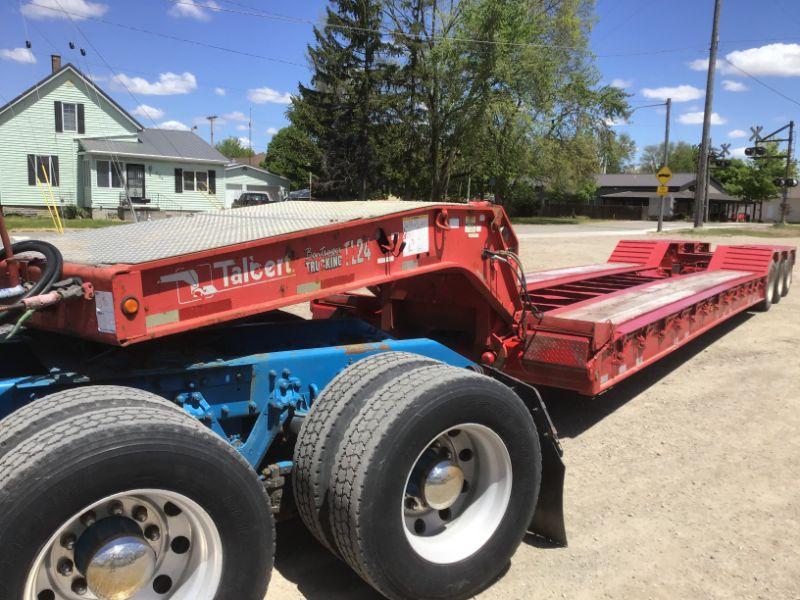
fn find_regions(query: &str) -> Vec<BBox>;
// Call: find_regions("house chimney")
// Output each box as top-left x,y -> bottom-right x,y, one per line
51,54 -> 61,73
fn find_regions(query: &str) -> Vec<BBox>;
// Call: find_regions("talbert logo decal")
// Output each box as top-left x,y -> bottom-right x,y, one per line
159,254 -> 294,304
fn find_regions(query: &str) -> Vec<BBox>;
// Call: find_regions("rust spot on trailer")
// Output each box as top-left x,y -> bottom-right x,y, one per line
340,342 -> 392,355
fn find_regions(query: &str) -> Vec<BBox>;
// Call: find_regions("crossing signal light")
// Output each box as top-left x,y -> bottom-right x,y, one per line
745,146 -> 767,157
715,159 -> 732,168
773,178 -> 799,188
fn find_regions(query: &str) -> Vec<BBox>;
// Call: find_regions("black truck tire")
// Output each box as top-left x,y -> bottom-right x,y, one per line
0,385 -> 179,458
294,351 -> 437,553
328,363 -> 541,600
0,404 -> 274,600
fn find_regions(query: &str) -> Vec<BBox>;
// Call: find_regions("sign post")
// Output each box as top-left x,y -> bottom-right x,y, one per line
656,166 -> 673,231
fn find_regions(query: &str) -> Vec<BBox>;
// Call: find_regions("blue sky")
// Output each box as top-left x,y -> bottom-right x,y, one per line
2,0 -> 800,163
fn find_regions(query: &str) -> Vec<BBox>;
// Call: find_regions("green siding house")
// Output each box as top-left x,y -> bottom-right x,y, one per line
0,55 -> 228,218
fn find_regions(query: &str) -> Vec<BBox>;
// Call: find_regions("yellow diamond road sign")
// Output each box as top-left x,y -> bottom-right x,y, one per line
657,185 -> 669,196
656,166 -> 673,185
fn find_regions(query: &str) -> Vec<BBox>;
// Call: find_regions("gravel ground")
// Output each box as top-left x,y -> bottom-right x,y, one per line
269,231 -> 800,600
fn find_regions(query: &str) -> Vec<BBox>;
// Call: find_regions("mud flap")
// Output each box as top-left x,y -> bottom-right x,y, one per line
484,367 -> 567,546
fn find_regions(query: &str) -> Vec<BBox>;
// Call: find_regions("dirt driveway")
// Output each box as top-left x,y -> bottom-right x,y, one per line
269,231 -> 800,600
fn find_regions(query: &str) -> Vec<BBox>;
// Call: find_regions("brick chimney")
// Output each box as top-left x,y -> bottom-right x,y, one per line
51,54 -> 61,73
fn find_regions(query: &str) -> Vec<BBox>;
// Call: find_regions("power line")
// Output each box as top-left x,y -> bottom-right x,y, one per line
723,60 -> 800,108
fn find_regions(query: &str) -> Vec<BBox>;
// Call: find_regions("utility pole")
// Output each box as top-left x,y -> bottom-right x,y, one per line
207,115 -> 219,145
466,176 -> 471,201
694,0 -> 723,228
781,121 -> 795,225
248,107 -> 253,166
657,98 -> 672,233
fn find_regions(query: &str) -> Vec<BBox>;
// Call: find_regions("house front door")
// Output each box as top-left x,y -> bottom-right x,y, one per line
126,164 -> 145,202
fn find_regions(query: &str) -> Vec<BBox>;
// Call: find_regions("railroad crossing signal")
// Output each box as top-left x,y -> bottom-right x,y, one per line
745,146 -> 767,157
749,126 -> 763,142
656,166 -> 673,185
774,178 -> 799,188
719,143 -> 731,157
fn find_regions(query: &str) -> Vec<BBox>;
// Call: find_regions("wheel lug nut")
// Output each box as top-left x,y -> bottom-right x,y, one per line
56,558 -> 73,576
60,533 -> 76,550
71,577 -> 88,595
132,505 -> 148,523
109,501 -> 125,516
145,525 -> 161,541
80,511 -> 96,527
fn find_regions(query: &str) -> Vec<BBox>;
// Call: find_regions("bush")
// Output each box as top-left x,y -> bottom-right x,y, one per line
61,206 -> 91,220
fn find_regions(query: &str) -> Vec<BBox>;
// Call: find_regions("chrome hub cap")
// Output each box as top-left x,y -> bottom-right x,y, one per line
423,461 -> 464,510
24,490 -> 223,600
403,424 -> 513,564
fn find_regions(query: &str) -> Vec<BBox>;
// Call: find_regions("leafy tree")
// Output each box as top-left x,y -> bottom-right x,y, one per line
599,132 -> 636,174
263,124 -> 321,190
712,143 -> 795,203
292,0 -> 390,199
640,141 -> 696,173
215,137 -> 254,160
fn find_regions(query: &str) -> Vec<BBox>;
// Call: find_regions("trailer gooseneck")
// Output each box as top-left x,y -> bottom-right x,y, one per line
0,201 -> 793,600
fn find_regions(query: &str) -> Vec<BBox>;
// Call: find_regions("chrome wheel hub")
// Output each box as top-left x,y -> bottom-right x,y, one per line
24,490 -> 223,600
423,461 -> 464,510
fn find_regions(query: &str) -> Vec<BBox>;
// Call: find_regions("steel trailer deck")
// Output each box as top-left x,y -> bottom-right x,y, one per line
16,202 -> 796,396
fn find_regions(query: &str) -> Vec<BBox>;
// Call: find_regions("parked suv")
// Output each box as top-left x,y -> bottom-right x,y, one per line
233,192 -> 285,208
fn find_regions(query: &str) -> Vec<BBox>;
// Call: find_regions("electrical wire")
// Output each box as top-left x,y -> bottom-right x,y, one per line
721,60 -> 800,109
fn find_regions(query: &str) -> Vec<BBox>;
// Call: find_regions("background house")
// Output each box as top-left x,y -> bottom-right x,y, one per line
224,162 -> 291,205
762,188 -> 800,222
0,55 -> 227,218
594,173 -> 754,221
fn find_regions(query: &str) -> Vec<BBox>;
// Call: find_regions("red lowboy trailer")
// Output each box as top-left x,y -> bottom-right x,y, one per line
0,201 -> 794,600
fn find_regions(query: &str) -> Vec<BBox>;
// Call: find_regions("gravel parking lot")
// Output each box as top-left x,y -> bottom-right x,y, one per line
269,229 -> 800,600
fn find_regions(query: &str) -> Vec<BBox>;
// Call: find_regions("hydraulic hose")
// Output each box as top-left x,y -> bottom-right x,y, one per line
0,240 -> 63,324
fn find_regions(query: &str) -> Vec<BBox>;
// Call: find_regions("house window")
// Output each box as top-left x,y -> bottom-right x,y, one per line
183,170 -> 195,191
196,171 -> 208,192
27,154 -> 60,187
62,103 -> 77,132
96,160 -> 124,188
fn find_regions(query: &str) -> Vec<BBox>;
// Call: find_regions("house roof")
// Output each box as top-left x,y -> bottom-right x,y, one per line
596,173 -> 698,189
602,190 -> 744,203
80,129 -> 229,164
0,63 -> 143,130
225,162 -> 290,183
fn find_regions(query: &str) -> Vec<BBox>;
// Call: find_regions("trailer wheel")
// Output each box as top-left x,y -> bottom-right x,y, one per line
294,352 -> 437,552
756,261 -> 779,311
329,364 -> 541,600
0,385 -> 179,458
779,257 -> 793,297
0,404 -> 274,600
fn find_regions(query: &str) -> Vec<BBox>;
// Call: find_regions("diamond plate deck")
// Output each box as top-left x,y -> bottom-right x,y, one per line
35,201 -> 448,265
557,269 -> 752,325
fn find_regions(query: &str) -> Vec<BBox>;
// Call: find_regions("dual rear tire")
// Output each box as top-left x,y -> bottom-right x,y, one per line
294,353 -> 542,600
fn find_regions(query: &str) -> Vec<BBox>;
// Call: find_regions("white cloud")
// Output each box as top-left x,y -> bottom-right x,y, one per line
605,117 -> 627,127
236,124 -> 248,131
158,120 -> 191,131
223,111 -> 247,122
238,136 -> 253,148
724,43 -> 800,77
266,127 -> 279,136
641,85 -> 704,103
1,47 -> 36,64
21,0 -> 107,20
728,129 -> 747,139
722,79 -> 748,92
131,104 -> 165,120
214,87 -> 226,96
168,0 -> 220,21
678,111 -> 727,126
247,87 -> 292,105
610,78 -> 633,89
111,72 -> 197,95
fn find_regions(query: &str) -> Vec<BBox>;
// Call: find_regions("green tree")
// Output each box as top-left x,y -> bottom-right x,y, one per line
599,132 -> 636,174
263,124 -> 321,190
712,144 -> 795,202
215,137 -> 254,160
292,0 -> 390,199
640,141 -> 696,173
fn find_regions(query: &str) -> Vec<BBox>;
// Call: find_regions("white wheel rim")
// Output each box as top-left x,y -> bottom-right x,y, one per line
402,423 -> 512,564
24,489 -> 223,600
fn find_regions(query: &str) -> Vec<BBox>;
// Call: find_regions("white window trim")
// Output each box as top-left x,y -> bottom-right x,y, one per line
96,159 -> 124,189
62,102 -> 78,132
31,155 -> 58,187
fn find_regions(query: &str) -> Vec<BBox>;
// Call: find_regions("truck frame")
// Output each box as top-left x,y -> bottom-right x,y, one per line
0,201 -> 793,600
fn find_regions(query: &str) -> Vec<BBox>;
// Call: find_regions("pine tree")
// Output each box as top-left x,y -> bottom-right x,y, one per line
293,0 -> 390,199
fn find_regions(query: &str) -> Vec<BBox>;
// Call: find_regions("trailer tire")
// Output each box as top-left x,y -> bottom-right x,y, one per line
780,257 -> 793,297
756,261 -> 779,311
0,404 -> 274,600
0,385 -> 179,458
329,363 -> 541,600
294,351 -> 437,553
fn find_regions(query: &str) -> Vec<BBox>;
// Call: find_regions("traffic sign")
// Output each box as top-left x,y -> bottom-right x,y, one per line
657,185 -> 669,196
656,166 -> 673,185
